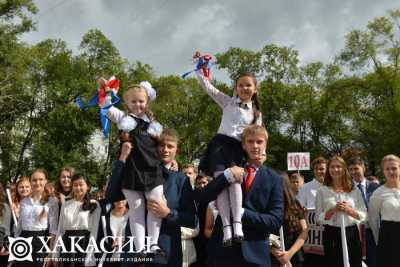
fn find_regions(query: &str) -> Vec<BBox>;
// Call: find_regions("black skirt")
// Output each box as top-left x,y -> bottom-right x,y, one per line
377,220 -> 400,267
60,229 -> 90,267
199,134 -> 245,176
121,116 -> 164,191
13,230 -> 48,267
322,225 -> 362,267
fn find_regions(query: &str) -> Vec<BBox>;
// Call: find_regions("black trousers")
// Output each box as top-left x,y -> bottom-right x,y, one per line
322,225 -> 362,267
377,221 -> 400,267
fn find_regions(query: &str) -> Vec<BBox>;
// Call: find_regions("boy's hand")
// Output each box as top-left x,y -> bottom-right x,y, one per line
119,142 -> 133,162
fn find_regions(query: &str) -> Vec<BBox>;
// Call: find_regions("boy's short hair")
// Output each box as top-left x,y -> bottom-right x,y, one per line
311,156 -> 328,169
290,172 -> 304,180
159,128 -> 179,144
242,125 -> 268,142
347,157 -> 366,167
182,164 -> 197,172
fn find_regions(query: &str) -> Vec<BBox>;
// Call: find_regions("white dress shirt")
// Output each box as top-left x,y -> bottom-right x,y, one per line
109,213 -> 128,260
315,185 -> 367,227
55,199 -> 101,266
354,179 -> 367,198
297,179 -> 323,210
17,196 -> 59,235
196,71 -> 262,141
57,199 -> 101,232
0,203 -> 11,236
368,185 -> 400,243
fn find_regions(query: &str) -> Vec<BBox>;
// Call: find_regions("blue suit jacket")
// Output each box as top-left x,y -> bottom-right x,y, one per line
209,166 -> 284,266
365,180 -> 380,204
354,179 -> 380,208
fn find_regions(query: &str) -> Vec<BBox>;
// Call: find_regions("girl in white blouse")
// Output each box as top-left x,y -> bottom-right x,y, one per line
368,154 -> 400,267
15,169 -> 59,267
52,173 -> 100,267
194,51 -> 262,246
0,182 -> 11,266
315,156 -> 366,267
97,199 -> 128,267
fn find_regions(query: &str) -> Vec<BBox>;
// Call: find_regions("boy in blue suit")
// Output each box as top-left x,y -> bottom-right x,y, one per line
208,125 -> 284,267
107,128 -> 232,267
348,157 -> 380,267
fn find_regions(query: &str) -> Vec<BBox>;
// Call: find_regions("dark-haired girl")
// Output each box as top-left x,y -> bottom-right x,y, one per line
53,174 -> 101,267
54,166 -> 73,205
194,51 -> 262,245
271,174 -> 308,267
15,169 -> 59,267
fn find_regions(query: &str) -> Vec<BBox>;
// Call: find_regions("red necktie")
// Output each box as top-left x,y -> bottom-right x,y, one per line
244,166 -> 256,192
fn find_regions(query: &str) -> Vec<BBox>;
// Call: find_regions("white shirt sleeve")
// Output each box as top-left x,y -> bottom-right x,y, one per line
181,225 -> 200,240
297,185 -> 307,208
354,189 -> 367,223
315,188 -> 327,225
85,201 -> 101,266
195,71 -> 231,108
255,112 -> 263,126
53,201 -> 66,260
2,203 -> 11,236
368,188 -> 383,244
106,106 -> 126,124
48,197 -> 59,236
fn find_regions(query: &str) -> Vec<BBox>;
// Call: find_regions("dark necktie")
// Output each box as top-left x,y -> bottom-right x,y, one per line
239,102 -> 249,110
357,183 -> 367,207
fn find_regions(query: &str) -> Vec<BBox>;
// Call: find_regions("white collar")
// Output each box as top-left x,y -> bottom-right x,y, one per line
128,113 -> 150,122
354,178 -> 367,187
234,97 -> 253,109
313,178 -> 324,186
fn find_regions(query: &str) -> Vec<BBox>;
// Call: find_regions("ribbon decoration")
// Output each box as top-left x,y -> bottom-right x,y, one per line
75,76 -> 121,138
279,226 -> 288,267
338,193 -> 350,267
6,188 -> 18,227
182,52 -> 214,79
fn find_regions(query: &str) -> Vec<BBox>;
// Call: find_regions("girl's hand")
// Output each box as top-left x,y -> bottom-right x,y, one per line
170,160 -> 179,171
193,51 -> 201,59
97,77 -> 107,88
229,166 -> 245,183
277,251 -> 292,265
119,142 -> 133,162
0,246 -> 9,256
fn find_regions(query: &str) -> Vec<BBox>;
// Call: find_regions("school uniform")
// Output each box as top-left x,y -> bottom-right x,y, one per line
107,107 -> 164,191
0,203 -> 11,266
368,185 -> 400,267
14,196 -> 59,267
55,198 -> 101,267
204,166 -> 283,267
97,210 -> 128,267
195,71 -> 262,175
315,186 -> 366,267
117,164 -> 196,267
353,179 -> 379,267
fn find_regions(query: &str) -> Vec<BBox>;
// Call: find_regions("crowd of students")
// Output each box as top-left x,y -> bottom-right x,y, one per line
1,58 -> 400,267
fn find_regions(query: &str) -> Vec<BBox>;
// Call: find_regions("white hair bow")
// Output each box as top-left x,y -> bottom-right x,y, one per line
140,81 -> 156,102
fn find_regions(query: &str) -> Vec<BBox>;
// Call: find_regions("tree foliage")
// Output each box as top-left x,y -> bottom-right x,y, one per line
1,3 -> 400,183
